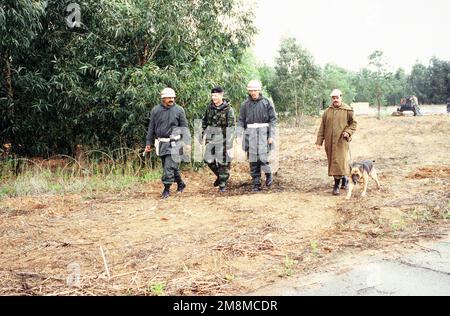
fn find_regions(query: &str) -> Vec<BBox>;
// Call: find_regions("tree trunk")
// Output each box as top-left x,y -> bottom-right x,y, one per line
377,86 -> 381,120
3,52 -> 14,99
377,100 -> 381,120
294,85 -> 298,127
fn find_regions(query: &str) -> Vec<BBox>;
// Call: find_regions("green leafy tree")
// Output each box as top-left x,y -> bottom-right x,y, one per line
408,62 -> 430,104
0,0 -> 46,148
408,57 -> 449,104
353,68 -> 374,104
272,37 -> 322,122
1,0 -> 257,156
367,50 -> 393,119
427,57 -> 450,104
386,68 -> 408,106
321,63 -> 356,106
257,63 -> 276,100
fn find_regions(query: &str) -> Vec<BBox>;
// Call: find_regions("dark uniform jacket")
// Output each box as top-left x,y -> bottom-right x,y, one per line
237,94 -> 277,152
146,103 -> 191,156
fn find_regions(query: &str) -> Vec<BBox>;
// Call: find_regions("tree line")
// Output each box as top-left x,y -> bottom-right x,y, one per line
1,1 -> 448,157
261,38 -> 450,117
1,0 -> 256,156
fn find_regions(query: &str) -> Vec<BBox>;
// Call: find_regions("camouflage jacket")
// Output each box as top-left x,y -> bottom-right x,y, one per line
201,100 -> 236,148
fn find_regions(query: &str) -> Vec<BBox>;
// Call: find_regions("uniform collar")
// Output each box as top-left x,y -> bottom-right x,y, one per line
248,94 -> 263,102
329,102 -> 352,110
210,99 -> 229,111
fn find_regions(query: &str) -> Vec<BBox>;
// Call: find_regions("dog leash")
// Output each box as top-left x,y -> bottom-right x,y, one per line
343,133 -> 352,164
348,144 -> 352,164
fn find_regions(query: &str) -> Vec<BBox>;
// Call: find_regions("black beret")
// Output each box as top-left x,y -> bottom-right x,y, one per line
211,86 -> 224,94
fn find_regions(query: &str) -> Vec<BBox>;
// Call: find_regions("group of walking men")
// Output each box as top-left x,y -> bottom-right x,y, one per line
145,81 -> 356,199
145,80 -> 277,198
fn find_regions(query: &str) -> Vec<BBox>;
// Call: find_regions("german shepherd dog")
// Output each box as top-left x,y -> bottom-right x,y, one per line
345,160 -> 381,199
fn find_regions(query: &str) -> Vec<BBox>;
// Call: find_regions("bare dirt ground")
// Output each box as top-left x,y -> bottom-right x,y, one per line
0,114 -> 449,296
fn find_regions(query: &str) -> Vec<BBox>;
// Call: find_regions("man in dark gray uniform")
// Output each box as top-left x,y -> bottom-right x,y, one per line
145,88 -> 191,199
237,80 -> 277,192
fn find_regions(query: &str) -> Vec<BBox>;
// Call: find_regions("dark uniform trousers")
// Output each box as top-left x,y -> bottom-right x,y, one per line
246,127 -> 272,186
161,154 -> 182,185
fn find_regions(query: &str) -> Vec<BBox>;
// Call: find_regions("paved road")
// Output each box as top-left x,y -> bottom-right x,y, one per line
251,234 -> 450,296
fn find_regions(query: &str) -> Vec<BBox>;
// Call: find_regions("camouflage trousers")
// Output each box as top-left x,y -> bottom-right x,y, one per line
207,161 -> 231,188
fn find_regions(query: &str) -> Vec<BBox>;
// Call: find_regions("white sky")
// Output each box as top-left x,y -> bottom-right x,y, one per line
251,0 -> 450,72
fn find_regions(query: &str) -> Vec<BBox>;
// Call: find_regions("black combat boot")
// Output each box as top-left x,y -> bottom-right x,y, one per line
252,185 -> 261,192
265,173 -> 273,187
252,180 -> 262,192
341,176 -> 349,190
213,177 -> 220,187
176,181 -> 186,193
162,184 -> 171,199
332,178 -> 340,195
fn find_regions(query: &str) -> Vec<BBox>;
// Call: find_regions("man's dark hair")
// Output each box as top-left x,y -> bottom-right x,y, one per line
211,86 -> 224,94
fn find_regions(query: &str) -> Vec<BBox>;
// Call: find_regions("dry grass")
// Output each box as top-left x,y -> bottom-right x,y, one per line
0,115 -> 449,296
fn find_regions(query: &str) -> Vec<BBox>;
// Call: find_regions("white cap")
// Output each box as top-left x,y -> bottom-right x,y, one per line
247,80 -> 262,91
330,89 -> 342,97
160,87 -> 176,98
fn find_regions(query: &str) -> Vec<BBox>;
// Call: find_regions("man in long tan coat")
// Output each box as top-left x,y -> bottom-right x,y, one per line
316,89 -> 357,195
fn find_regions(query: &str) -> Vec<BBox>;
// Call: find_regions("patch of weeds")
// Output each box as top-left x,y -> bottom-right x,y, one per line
280,255 -> 297,277
141,171 -> 161,183
0,160 -> 162,198
410,206 -> 435,223
310,240 -> 319,255
0,185 -> 12,198
225,274 -> 234,283
443,202 -> 450,220
149,282 -> 165,296
390,218 -> 407,231
444,211 -> 450,220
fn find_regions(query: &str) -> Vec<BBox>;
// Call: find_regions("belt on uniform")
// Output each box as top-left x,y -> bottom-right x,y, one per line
154,135 -> 182,156
247,123 -> 270,128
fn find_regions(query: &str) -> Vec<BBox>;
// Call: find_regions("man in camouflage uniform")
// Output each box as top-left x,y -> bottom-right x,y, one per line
237,80 -> 277,192
201,86 -> 236,192
316,89 -> 357,196
145,88 -> 191,199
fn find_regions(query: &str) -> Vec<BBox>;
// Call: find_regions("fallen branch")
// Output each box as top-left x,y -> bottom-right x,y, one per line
99,245 -> 111,280
393,259 -> 450,276
16,271 -> 64,281
413,242 -> 442,257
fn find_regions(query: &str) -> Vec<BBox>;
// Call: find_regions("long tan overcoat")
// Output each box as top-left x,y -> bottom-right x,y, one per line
316,103 -> 357,176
